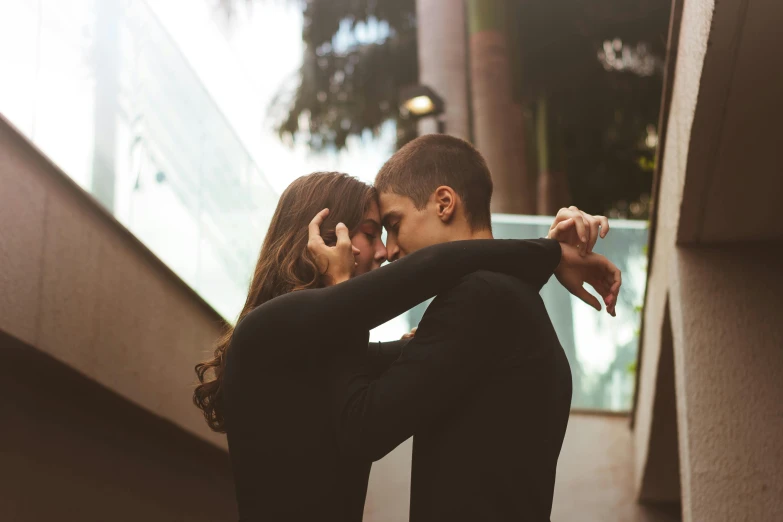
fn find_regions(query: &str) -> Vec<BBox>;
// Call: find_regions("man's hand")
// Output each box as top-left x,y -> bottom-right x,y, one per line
307,208 -> 360,286
548,206 -> 610,256
555,243 -> 622,316
401,327 -> 417,340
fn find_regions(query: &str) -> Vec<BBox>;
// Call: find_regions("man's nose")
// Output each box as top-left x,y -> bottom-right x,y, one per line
387,243 -> 400,262
375,242 -> 388,264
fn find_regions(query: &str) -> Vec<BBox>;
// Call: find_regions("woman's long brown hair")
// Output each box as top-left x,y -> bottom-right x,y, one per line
193,172 -> 376,432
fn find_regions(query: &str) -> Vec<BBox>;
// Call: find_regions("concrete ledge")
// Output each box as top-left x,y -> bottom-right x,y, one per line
1,329 -> 236,521
0,112 -> 227,449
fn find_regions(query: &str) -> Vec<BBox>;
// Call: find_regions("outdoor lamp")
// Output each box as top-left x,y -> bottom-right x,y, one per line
399,84 -> 445,119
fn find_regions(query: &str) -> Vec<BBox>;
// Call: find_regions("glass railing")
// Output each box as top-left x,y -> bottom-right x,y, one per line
371,215 -> 648,412
0,0 -> 278,320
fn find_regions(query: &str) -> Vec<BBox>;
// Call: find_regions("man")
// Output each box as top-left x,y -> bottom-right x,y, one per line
328,134 -> 619,521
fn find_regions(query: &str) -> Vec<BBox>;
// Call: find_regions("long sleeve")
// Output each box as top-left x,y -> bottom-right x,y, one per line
235,239 -> 561,352
329,273 -> 509,461
364,340 -> 408,377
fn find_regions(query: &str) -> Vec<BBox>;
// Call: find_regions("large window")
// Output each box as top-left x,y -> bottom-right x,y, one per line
0,0 -> 278,320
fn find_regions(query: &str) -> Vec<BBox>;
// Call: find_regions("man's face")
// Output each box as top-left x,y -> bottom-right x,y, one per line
378,191 -> 448,260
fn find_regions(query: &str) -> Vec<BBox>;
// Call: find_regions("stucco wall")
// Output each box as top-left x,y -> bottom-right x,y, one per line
669,246 -> 783,521
635,0 -> 783,520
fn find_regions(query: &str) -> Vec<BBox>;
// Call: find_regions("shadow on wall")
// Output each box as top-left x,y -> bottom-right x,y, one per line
0,330 -> 237,522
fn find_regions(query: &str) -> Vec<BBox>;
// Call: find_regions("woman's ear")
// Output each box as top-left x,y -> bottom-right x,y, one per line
434,186 -> 457,223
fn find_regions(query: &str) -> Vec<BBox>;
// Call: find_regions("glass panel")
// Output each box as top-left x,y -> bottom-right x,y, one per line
0,0 -> 278,322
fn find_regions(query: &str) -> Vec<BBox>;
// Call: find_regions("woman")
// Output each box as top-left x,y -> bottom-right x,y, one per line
194,172 -> 615,521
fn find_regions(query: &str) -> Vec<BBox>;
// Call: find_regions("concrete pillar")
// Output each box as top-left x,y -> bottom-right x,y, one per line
416,0 -> 470,141
467,0 -> 532,214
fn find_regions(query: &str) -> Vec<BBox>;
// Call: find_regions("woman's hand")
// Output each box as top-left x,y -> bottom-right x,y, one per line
547,206 -> 610,257
307,208 -> 360,286
555,243 -> 622,316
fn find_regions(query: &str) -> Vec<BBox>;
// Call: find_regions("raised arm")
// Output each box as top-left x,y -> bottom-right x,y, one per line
256,236 -> 561,337
328,273 -> 508,461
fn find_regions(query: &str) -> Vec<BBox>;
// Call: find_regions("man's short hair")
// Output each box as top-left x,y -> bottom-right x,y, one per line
374,134 -> 493,230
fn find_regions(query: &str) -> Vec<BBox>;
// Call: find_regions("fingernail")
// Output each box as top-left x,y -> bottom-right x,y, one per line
581,236 -> 587,242
337,222 -> 344,227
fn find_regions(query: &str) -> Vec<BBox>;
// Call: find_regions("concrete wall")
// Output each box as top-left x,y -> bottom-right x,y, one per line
669,246 -> 783,520
416,0 -> 470,140
1,330 -> 237,521
0,114 -> 227,450
635,0 -> 783,520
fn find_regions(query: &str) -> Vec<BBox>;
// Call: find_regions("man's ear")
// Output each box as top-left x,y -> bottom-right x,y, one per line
433,186 -> 457,224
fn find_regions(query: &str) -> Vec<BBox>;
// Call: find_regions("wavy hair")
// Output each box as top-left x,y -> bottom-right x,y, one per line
193,172 -> 375,432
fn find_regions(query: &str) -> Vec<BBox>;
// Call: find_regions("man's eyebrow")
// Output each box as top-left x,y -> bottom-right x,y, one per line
381,211 -> 400,228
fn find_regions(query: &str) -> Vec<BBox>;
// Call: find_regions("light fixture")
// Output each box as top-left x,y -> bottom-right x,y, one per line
399,84 -> 444,119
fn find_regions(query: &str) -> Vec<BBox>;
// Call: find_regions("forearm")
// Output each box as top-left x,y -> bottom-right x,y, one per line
313,238 -> 561,332
365,340 -> 407,377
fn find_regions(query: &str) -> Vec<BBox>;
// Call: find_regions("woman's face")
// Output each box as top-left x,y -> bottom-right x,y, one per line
350,199 -> 387,276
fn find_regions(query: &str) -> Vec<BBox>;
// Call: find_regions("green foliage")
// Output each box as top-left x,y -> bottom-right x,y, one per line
225,0 -> 670,214
265,0 -> 418,151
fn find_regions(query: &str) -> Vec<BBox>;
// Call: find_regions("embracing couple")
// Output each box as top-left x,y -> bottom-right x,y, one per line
194,134 -> 621,522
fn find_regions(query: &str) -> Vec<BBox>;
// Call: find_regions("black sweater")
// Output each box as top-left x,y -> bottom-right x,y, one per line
223,239 -> 563,521
330,270 -> 573,521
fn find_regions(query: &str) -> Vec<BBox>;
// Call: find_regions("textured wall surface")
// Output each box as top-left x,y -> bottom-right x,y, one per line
1,330 -> 237,521
635,0 -> 714,502
669,246 -> 783,521
0,115 -> 226,449
636,0 -> 783,520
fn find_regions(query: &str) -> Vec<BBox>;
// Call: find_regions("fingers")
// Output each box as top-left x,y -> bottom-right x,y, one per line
401,327 -> 418,340
574,285 -> 602,312
605,261 -> 622,317
335,222 -> 351,248
581,211 -> 600,254
308,208 -> 329,250
551,208 -> 571,231
582,253 -> 621,316
597,215 -> 610,238
548,218 -> 574,241
568,206 -> 589,256
553,207 -> 610,256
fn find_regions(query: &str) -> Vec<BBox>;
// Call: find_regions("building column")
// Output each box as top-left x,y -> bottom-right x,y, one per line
467,0 -> 532,214
415,0 -> 470,140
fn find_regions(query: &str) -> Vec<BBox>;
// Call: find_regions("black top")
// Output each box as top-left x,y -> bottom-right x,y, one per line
331,271 -> 573,522
223,238 -> 562,521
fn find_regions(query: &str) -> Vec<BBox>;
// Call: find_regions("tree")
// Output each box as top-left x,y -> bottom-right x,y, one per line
224,0 -> 670,217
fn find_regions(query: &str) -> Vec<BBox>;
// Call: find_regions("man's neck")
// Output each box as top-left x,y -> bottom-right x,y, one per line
447,227 -> 493,242
469,228 -> 494,240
